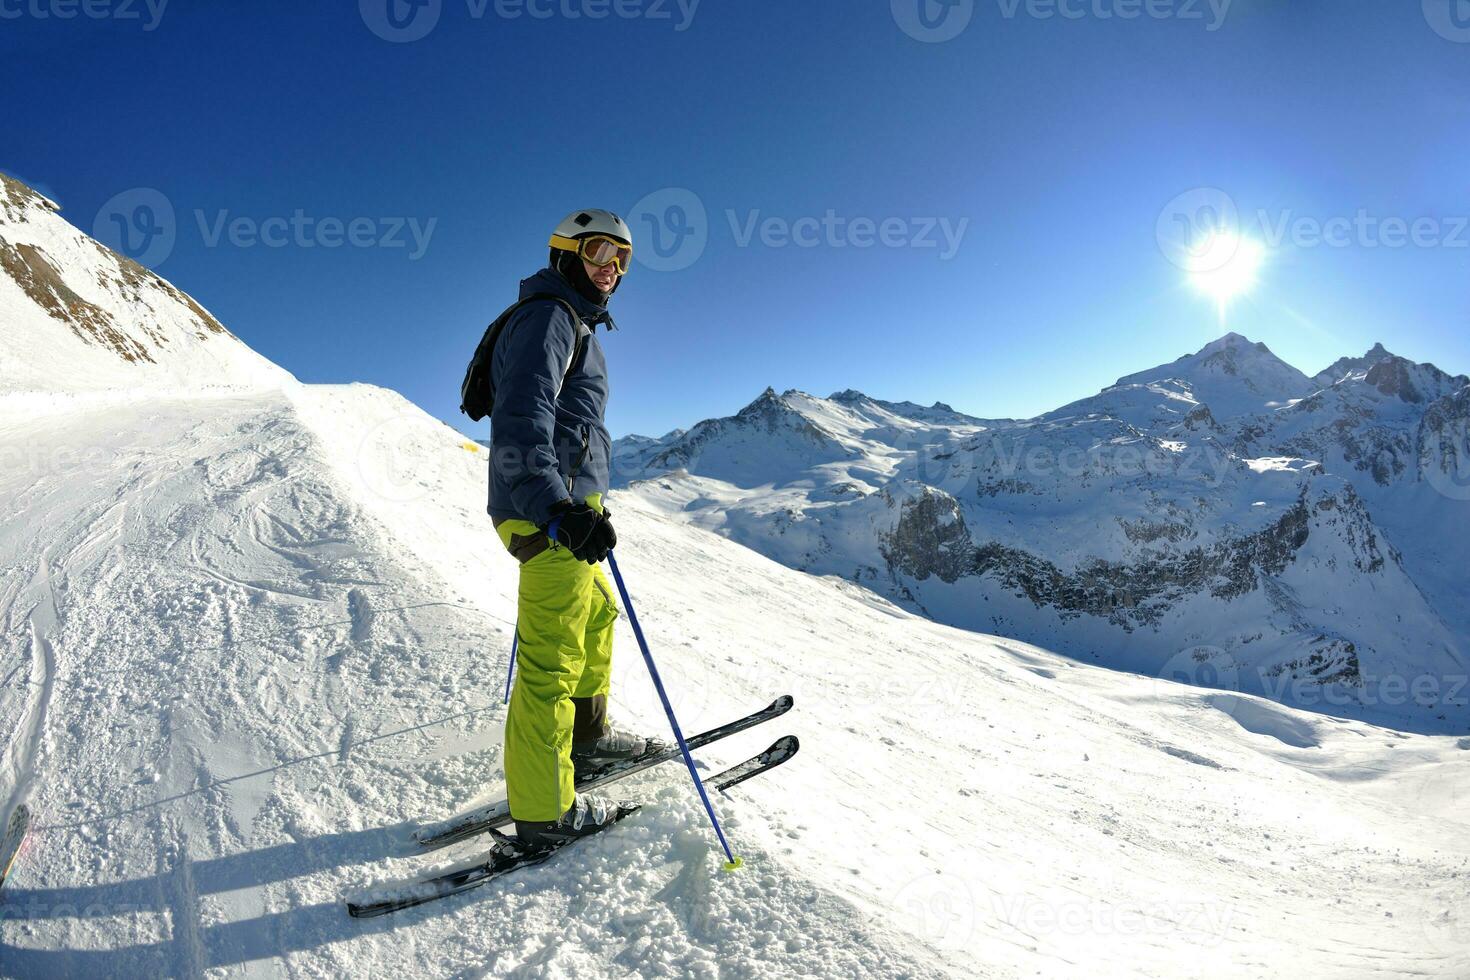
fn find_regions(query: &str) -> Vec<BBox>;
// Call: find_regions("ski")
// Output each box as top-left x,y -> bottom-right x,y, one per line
712,734 -> 799,793
349,735 -> 799,918
0,803 -> 30,890
413,694 -> 793,851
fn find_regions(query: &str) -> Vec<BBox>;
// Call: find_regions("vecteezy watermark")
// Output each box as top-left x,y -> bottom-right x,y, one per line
1258,671 -> 1470,713
194,210 -> 437,260
489,0 -> 699,30
1423,0 -> 1470,43
727,210 -> 969,260
1157,187 -> 1470,272
93,187 -> 177,269
992,888 -> 1234,946
628,187 -> 709,272
1156,645 -> 1240,695
626,188 -> 970,269
893,872 -> 1235,950
997,0 -> 1231,30
0,0 -> 168,30
909,431 -> 1239,488
354,412 -> 484,504
1420,416 -> 1470,502
892,872 -> 979,949
359,0 -> 442,42
92,188 -> 438,268
891,0 -> 975,43
892,0 -> 1230,42
359,0 -> 699,42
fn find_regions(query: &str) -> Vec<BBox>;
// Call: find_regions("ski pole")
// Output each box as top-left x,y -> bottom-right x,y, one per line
605,550 -> 742,871
503,629 -> 516,704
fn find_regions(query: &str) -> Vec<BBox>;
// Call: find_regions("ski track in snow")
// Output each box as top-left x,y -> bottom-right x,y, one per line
0,385 -> 1466,978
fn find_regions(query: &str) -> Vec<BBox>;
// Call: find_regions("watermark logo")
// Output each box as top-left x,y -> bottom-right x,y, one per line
1158,186 -> 1470,269
1155,645 -> 1242,712
626,188 -> 968,269
996,0 -> 1232,31
0,0 -> 169,30
629,187 -> 708,272
194,209 -> 437,260
1423,0 -> 1470,43
993,888 -> 1234,945
361,0 -> 699,40
892,872 -> 978,949
354,413 -> 474,503
727,209 -> 969,260
1156,187 -> 1240,274
360,0 -> 442,42
93,187 -> 177,269
891,0 -> 974,43
91,189 -> 437,264
1421,416 -> 1470,502
1420,899 -> 1470,958
492,0 -> 700,31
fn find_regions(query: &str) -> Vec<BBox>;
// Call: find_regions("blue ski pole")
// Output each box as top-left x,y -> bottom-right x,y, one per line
503,628 -> 517,704
606,550 -> 742,871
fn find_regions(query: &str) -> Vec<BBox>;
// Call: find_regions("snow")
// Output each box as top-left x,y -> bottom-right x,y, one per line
2,384 -> 1468,978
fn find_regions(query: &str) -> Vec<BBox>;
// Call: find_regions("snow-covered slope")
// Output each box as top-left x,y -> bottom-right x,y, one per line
3,385 -> 1469,978
0,173 -> 290,396
614,342 -> 1469,734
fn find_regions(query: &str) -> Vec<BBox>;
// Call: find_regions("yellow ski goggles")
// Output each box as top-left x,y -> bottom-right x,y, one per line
550,233 -> 633,274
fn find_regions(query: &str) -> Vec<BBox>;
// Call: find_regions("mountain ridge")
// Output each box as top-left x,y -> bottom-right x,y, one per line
614,333 -> 1470,731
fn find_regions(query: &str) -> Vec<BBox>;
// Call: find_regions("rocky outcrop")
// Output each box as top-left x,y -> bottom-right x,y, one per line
0,235 -> 155,363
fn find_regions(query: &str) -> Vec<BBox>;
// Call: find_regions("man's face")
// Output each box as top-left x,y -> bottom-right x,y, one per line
583,257 -> 620,294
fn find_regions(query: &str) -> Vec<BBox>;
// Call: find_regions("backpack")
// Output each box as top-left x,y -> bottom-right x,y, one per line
460,293 -> 588,422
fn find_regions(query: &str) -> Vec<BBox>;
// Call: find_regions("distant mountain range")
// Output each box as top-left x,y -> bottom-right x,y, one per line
613,333 -> 1470,731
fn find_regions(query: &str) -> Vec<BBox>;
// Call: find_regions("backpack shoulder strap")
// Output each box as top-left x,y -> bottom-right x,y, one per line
502,294 -> 591,386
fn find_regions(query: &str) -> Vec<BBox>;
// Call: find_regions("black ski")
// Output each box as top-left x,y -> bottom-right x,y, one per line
0,803 -> 29,890
413,695 -> 794,851
348,735 -> 799,918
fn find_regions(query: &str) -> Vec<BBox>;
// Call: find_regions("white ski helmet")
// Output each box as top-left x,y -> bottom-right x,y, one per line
549,209 -> 633,250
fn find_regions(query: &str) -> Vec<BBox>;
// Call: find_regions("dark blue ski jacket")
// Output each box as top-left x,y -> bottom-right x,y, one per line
487,267 -> 614,526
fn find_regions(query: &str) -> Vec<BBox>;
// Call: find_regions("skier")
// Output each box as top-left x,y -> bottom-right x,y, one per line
488,209 -> 652,850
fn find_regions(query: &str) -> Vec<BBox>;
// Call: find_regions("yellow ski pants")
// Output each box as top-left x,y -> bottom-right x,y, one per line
496,496 -> 618,822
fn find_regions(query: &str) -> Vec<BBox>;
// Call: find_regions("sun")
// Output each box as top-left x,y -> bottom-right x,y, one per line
1188,231 -> 1264,316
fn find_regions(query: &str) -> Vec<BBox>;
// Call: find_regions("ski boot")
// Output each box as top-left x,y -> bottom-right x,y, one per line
514,793 -> 636,851
571,723 -> 661,767
570,695 -> 662,767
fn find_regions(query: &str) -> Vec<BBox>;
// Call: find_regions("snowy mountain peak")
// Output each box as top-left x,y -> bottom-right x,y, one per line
1114,331 -> 1314,418
829,387 -> 871,404
823,388 -> 987,427
1197,330 -> 1261,355
1313,341 -> 1400,388
1364,356 -> 1445,404
0,172 -> 290,396
740,385 -> 787,412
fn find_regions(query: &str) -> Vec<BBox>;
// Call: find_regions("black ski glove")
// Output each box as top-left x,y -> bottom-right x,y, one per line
543,500 -> 617,564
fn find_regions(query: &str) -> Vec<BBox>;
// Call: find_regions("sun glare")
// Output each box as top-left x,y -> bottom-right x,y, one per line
1189,231 -> 1264,307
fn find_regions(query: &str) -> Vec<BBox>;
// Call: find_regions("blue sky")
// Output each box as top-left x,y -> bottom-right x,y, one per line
4,1 -> 1469,436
